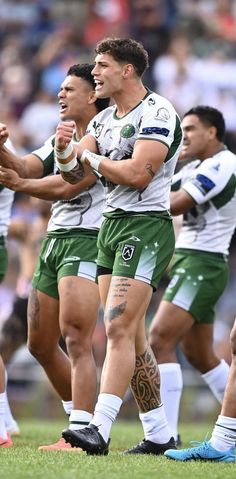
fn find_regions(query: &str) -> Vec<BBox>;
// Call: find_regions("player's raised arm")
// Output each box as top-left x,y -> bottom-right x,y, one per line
0,123 -> 44,178
54,121 -> 98,184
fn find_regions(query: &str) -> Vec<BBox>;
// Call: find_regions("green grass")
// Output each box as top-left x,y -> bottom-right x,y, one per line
1,420 -> 235,479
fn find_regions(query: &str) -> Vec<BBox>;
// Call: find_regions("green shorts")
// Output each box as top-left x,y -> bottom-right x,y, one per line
97,215 -> 175,290
163,248 -> 229,323
0,237 -> 8,283
32,232 -> 99,299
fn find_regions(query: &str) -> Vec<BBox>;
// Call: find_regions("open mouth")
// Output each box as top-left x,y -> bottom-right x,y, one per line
59,102 -> 67,112
94,80 -> 104,91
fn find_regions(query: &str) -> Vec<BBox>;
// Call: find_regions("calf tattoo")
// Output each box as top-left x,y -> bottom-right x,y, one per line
130,347 -> 161,412
28,288 -> 40,330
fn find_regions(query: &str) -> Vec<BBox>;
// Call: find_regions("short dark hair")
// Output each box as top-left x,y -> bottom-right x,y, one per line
66,63 -> 110,112
95,37 -> 149,78
183,106 -> 225,142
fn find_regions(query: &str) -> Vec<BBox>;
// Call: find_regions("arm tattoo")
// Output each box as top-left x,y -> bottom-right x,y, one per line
61,160 -> 85,184
145,163 -> 155,179
105,301 -> 127,322
130,346 -> 161,412
27,288 -> 40,330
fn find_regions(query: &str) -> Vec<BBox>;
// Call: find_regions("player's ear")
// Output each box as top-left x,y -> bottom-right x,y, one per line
123,64 -> 134,78
208,125 -> 217,140
88,91 -> 97,105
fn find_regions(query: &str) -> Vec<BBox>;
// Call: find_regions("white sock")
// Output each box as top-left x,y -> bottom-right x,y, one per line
69,410 -> 92,430
0,392 -> 7,439
158,363 -> 183,441
201,359 -> 229,403
4,370 -> 19,433
139,404 -> 171,444
90,393 -> 123,442
61,400 -> 73,416
210,415 -> 236,451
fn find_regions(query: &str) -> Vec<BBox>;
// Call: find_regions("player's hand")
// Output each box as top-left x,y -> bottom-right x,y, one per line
0,123 -> 9,147
55,121 -> 75,152
0,165 -> 22,190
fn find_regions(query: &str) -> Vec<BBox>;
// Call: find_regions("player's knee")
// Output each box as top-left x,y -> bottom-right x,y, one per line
64,333 -> 92,360
27,336 -> 51,362
105,319 -> 129,345
148,325 -> 171,358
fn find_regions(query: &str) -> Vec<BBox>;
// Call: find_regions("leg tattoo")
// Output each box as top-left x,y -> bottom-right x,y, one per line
27,288 -> 40,330
130,347 -> 161,412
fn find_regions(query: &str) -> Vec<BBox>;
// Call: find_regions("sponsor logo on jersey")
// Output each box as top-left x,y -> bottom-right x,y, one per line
192,173 -> 216,194
121,244 -> 135,261
94,123 -> 104,138
120,124 -> 135,138
155,107 -> 170,122
141,127 -> 170,136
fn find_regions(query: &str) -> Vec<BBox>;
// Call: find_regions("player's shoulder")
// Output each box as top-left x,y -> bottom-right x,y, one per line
203,148 -> 236,170
142,90 -> 179,119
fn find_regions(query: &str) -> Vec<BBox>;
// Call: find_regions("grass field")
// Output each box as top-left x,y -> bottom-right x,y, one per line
1,419 -> 235,479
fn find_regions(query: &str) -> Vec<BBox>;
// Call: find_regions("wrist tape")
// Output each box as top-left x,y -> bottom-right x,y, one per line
55,155 -> 78,172
54,142 -> 74,160
80,149 -> 102,176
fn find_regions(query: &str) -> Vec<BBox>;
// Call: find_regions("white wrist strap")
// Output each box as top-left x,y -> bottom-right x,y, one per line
54,142 -> 74,160
55,155 -> 78,172
80,149 -> 102,174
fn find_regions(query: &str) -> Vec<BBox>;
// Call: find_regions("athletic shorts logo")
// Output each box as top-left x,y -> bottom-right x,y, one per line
122,244 -> 135,261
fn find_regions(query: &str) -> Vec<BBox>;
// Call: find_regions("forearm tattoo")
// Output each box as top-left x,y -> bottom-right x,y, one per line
130,346 -> 161,412
145,163 -> 155,179
27,288 -> 40,330
61,160 -> 85,184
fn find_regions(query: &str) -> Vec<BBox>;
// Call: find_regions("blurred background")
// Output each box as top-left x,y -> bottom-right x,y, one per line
0,0 -> 236,423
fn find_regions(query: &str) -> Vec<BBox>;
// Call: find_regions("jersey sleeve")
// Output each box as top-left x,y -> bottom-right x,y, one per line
32,135 -> 55,176
137,96 -> 178,148
182,157 -> 233,204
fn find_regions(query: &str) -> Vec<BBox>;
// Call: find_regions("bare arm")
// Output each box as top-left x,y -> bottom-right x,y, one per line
0,123 -> 43,178
170,189 -> 196,216
0,166 -> 97,200
54,121 -> 98,184
55,120 -> 169,189
90,140 -> 169,189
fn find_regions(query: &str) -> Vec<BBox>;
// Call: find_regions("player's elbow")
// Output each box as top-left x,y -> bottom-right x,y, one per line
128,172 -> 150,190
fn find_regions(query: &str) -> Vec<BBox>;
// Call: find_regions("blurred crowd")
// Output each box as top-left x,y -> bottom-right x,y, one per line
0,0 -> 236,153
0,0 -> 236,411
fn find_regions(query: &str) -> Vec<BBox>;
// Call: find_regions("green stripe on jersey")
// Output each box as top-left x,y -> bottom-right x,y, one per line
212,174 -> 236,209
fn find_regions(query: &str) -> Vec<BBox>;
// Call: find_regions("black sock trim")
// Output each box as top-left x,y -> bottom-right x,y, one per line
216,423 -> 236,433
69,421 -> 89,425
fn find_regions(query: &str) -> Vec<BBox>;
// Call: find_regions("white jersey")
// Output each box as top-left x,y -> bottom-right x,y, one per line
87,90 -> 183,214
173,148 -> 236,255
0,138 -> 15,237
32,134 -> 105,233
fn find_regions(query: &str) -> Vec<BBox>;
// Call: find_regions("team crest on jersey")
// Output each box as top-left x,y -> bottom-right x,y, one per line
94,123 -> 104,138
122,244 -> 135,261
155,107 -> 170,122
148,97 -> 155,106
120,124 -> 135,139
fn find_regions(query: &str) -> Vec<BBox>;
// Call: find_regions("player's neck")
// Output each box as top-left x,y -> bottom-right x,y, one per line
200,142 -> 226,160
114,83 -> 147,118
